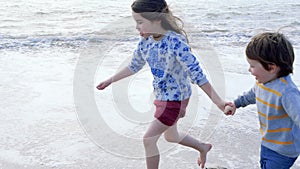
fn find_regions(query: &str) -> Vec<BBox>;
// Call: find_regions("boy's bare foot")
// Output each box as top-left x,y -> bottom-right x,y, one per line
197,143 -> 212,168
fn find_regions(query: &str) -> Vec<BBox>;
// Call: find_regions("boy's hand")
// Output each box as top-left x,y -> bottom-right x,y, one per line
224,102 -> 236,115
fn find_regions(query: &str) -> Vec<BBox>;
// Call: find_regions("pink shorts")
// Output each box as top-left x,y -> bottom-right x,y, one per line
154,99 -> 189,126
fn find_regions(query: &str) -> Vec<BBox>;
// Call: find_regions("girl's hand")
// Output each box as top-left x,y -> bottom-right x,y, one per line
224,102 -> 236,115
96,78 -> 112,90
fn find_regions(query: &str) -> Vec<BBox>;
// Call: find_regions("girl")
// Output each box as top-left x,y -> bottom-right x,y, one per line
97,0 -> 226,168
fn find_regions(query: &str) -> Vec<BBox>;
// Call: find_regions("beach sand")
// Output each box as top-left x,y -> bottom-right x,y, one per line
1,43 -> 299,169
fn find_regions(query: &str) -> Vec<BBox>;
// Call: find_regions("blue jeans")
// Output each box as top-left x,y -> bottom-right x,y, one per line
260,145 -> 298,169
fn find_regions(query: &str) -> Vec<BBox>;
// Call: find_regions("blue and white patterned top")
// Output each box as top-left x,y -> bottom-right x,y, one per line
128,31 -> 208,101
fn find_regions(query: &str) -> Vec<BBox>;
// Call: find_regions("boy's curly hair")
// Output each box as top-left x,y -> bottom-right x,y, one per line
246,32 -> 294,78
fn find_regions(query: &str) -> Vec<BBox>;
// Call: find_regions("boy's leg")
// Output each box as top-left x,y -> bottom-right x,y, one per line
260,145 -> 297,169
143,119 -> 170,169
164,124 -> 212,168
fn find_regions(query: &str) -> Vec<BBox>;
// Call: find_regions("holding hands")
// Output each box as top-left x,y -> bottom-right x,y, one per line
224,102 -> 236,115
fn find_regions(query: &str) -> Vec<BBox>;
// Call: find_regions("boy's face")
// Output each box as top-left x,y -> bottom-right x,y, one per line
132,12 -> 161,39
246,58 -> 279,84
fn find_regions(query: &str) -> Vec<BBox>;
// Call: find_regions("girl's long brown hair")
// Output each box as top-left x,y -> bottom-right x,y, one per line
131,0 -> 188,42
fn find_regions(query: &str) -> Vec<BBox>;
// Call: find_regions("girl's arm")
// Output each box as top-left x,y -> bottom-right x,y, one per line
97,40 -> 146,90
199,82 -> 226,111
96,67 -> 133,90
170,37 -> 225,111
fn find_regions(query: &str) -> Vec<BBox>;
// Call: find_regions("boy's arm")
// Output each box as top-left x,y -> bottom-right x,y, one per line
233,87 -> 256,108
282,88 -> 300,127
282,88 -> 300,153
223,86 -> 256,115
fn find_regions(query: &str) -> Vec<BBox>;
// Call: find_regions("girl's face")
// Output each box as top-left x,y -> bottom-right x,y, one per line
132,12 -> 161,39
246,58 -> 279,84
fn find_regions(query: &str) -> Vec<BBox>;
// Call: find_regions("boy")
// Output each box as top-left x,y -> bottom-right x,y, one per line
225,32 -> 300,168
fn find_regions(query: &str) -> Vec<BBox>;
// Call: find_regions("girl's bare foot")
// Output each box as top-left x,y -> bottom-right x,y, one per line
197,143 -> 212,168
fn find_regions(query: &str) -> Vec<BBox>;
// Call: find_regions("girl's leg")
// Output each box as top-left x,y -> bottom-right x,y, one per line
143,119 -> 170,169
164,124 -> 212,168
